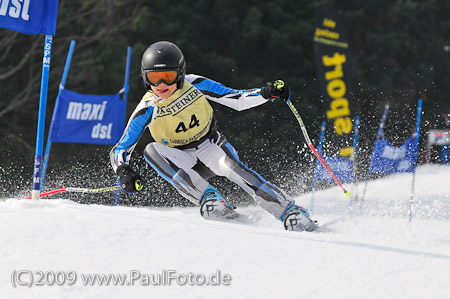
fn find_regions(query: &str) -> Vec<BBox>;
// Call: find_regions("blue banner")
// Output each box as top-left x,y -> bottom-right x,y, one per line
49,89 -> 126,145
314,156 -> 354,183
0,0 -> 59,35
368,137 -> 418,174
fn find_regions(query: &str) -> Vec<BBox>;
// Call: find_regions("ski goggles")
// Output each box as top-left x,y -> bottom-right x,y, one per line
145,70 -> 179,86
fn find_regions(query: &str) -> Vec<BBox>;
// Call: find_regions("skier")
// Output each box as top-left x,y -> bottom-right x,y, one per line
109,41 -> 316,231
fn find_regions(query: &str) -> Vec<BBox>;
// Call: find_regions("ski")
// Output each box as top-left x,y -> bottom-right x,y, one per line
200,199 -> 319,232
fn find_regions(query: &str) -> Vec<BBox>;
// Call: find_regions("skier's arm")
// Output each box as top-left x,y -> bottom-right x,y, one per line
109,100 -> 154,173
186,74 -> 269,111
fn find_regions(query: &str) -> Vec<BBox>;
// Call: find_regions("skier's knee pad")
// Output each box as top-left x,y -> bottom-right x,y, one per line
143,143 -> 158,160
143,143 -> 168,171
143,143 -> 175,183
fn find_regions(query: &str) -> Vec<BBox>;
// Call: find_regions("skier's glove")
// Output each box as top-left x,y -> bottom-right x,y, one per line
260,80 -> 291,102
116,164 -> 144,193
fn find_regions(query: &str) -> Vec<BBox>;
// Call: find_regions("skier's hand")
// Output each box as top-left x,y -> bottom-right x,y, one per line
261,80 -> 291,102
116,164 -> 144,193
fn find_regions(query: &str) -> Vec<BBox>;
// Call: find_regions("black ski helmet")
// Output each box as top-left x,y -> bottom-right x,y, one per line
141,41 -> 186,90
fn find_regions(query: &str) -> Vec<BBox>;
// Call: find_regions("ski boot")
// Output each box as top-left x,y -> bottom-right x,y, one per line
281,203 -> 317,232
199,185 -> 238,220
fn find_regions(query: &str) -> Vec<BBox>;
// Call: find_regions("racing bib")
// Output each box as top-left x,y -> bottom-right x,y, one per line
149,82 -> 213,147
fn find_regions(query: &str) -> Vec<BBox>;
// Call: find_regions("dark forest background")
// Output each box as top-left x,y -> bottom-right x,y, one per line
1,0 -> 450,206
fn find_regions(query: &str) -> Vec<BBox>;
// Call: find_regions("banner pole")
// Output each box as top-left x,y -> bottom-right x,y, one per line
349,116 -> 360,208
361,104 -> 389,202
41,40 -> 77,191
122,46 -> 132,101
22,185 -> 121,200
409,99 -> 423,221
31,35 -> 54,199
115,46 -> 132,205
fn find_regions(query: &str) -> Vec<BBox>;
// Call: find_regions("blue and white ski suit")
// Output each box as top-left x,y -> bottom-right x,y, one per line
110,74 -> 296,220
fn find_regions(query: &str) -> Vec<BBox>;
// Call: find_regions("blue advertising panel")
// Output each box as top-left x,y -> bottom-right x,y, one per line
368,137 -> 418,174
0,0 -> 59,35
49,89 -> 126,145
314,156 -> 354,183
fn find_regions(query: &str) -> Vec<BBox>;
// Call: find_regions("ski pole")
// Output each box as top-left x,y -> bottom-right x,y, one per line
20,186 -> 121,200
274,81 -> 351,198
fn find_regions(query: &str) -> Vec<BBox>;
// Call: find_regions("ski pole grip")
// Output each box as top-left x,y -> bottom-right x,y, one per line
274,80 -> 285,90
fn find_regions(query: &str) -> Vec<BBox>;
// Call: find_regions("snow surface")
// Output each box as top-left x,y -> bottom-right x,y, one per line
1,164 -> 450,299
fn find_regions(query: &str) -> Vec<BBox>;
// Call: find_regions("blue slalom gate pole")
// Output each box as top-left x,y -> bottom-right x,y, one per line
41,40 -> 77,191
349,116 -> 360,208
121,46 -> 132,102
115,46 -> 132,206
115,177 -> 121,206
409,99 -> 423,221
310,121 -> 326,212
32,35 -> 54,199
361,104 -> 390,202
